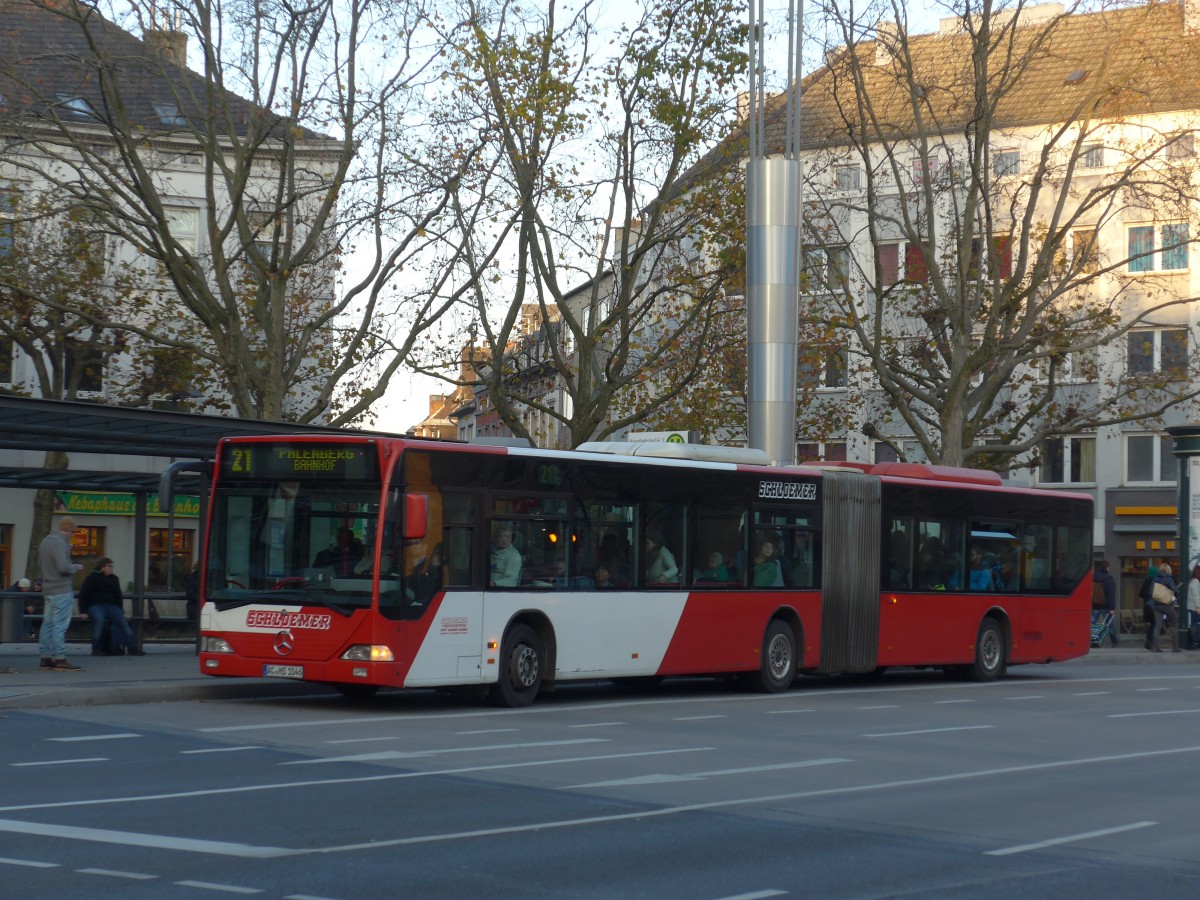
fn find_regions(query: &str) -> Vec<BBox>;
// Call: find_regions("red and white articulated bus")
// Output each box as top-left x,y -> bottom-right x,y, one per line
187,436 -> 1093,706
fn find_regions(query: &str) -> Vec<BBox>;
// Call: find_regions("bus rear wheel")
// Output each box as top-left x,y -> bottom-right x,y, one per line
490,624 -> 543,708
742,619 -> 796,693
970,617 -> 1006,682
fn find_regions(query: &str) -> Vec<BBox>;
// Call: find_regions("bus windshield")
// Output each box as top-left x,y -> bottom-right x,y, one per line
206,480 -> 381,610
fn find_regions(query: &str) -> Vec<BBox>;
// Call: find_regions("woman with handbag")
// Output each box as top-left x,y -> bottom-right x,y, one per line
1148,564 -> 1181,653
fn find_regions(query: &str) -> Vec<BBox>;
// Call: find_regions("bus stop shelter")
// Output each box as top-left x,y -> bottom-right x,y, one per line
0,395 -> 393,642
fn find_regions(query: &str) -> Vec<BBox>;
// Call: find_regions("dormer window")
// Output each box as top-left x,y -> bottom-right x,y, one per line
154,102 -> 186,126
55,94 -> 97,119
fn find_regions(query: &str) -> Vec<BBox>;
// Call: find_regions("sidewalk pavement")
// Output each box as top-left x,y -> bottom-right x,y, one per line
0,640 -> 1197,712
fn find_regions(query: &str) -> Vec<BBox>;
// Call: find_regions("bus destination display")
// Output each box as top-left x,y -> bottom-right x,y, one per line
221,443 -> 380,481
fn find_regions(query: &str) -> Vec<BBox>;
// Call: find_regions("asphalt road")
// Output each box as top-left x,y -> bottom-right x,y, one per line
2,664 -> 1199,899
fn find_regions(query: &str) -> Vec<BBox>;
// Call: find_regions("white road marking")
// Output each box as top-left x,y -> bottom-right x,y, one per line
1002,696 -> 1044,701
0,856 -> 57,868
283,738 -> 608,765
715,891 -> 788,900
324,736 -> 400,745
0,748 -> 715,814
11,758 -> 108,767
856,705 -> 899,710
175,881 -> 264,893
454,729 -> 517,735
0,819 -> 291,858
935,699 -> 975,704
77,867 -> 157,880
1072,692 -> 1109,696
182,747 -> 264,755
673,715 -> 726,721
864,725 -> 994,738
985,821 -> 1157,856
1136,688 -> 1170,692
765,708 -> 815,714
48,733 -> 140,742
565,758 -> 851,789
1109,709 -> 1200,718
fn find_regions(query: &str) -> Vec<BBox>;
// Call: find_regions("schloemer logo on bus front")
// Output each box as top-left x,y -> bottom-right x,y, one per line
246,610 -> 333,630
758,481 -> 818,502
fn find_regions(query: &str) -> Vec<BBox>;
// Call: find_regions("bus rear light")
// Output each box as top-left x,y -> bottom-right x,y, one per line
202,637 -> 234,653
341,644 -> 395,662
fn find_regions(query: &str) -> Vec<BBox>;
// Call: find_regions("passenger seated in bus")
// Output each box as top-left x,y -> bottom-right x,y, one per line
592,565 -> 614,589
695,551 -> 731,583
645,529 -> 678,584
752,537 -> 785,587
968,546 -> 996,591
489,525 -> 522,587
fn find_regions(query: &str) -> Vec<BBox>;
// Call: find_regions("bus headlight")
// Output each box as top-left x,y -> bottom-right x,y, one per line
341,645 -> 395,662
201,636 -> 234,653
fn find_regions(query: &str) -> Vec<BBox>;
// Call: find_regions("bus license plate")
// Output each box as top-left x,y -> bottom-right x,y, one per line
263,664 -> 304,679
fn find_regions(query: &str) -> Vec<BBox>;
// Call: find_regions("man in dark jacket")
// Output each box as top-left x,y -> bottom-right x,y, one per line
1093,560 -> 1118,648
79,557 -> 144,657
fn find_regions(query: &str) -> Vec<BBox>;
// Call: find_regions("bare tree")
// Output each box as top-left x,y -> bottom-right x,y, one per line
0,0 -> 477,424
797,0 -> 1200,468
422,0 -> 748,447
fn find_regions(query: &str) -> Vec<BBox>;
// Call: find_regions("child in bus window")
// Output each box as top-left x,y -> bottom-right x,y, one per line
696,551 -> 730,583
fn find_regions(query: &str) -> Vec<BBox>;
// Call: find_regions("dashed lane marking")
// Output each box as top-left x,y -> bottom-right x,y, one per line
11,758 -> 108,767
77,867 -> 157,880
48,733 -> 140,742
986,821 -> 1157,856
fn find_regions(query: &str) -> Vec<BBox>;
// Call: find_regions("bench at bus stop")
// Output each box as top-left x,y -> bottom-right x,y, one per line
1,591 -> 195,645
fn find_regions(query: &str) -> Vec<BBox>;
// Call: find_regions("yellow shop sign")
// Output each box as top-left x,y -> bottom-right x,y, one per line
55,491 -> 200,518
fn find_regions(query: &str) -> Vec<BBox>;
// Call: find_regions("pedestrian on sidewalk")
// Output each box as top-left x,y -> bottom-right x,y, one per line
1093,559 -> 1119,648
38,516 -> 84,671
79,558 -> 143,657
1187,563 -> 1200,646
1149,563 -> 1181,653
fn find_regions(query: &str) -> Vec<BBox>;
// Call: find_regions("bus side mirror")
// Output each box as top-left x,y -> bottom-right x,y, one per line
404,494 -> 428,541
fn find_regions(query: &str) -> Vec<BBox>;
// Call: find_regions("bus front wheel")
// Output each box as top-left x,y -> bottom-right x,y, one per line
742,619 -> 796,693
970,617 -> 1006,682
490,624 -> 543,708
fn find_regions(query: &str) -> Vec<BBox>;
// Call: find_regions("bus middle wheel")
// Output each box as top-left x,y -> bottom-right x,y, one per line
742,619 -> 796,693
490,623 -> 543,708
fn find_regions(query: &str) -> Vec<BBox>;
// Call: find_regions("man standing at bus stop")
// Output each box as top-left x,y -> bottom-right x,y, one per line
38,516 -> 84,671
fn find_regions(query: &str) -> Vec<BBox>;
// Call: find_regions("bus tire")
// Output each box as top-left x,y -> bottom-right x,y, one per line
490,624 -> 543,708
970,617 -> 1006,682
744,619 -> 796,693
333,683 -> 379,698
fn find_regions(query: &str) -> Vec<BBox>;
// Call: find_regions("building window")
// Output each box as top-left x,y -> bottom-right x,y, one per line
1128,223 -> 1189,273
69,526 -> 105,564
993,149 -> 1020,177
1081,143 -> 1104,168
1125,434 -> 1176,484
796,441 -> 846,462
835,166 -> 861,191
874,440 -> 929,464
880,241 -> 929,286
0,188 -> 16,256
1071,228 -> 1099,273
803,245 -> 850,291
165,206 -> 200,254
1040,436 -> 1095,484
968,235 -> 1012,280
1034,347 -> 1097,383
0,337 -> 11,384
1127,328 -> 1187,376
1166,131 -> 1195,159
55,94 -> 97,120
148,528 -> 195,590
154,102 -> 187,126
65,340 -> 105,394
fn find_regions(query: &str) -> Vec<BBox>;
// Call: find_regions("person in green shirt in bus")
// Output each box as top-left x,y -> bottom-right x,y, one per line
490,524 -> 522,587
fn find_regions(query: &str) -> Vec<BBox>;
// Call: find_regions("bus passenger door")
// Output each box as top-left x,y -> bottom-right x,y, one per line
817,470 -> 881,674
